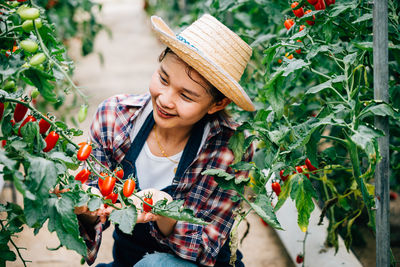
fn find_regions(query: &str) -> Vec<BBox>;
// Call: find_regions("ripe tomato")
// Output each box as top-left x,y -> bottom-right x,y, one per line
104,192 -> 118,207
14,102 -> 28,122
280,170 -> 289,181
291,2 -> 304,18
123,178 -> 135,197
77,143 -> 92,161
305,10 -> 316,25
307,0 -> 318,4
299,25 -> 306,31
18,115 -> 36,136
390,191 -> 398,201
114,168 -> 124,179
325,0 -> 335,6
143,193 -> 153,213
271,182 -> 281,196
99,176 -> 116,197
278,58 -> 282,64
75,169 -> 91,184
296,49 -> 301,54
284,19 -> 295,30
43,131 -> 59,152
305,158 -> 317,171
0,103 -> 4,121
294,165 -> 310,179
296,254 -> 304,263
38,118 -> 51,134
314,0 -> 326,10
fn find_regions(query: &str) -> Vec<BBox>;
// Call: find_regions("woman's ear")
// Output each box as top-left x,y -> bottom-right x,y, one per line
208,98 -> 231,115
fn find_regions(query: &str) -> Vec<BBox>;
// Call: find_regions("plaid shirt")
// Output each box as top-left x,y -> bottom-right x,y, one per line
84,93 -> 253,266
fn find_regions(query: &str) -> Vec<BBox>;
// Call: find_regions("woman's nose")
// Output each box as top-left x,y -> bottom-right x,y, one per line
159,88 -> 175,109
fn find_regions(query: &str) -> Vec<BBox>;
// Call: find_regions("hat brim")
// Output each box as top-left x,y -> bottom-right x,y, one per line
151,16 -> 255,112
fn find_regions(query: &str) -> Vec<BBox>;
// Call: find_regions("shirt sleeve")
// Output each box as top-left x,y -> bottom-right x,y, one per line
149,141 -> 254,266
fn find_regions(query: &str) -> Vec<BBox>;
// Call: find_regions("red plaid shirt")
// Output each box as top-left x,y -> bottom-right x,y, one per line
85,93 -> 253,266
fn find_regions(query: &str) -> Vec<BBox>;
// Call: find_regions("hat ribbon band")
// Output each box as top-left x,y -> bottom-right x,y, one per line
176,35 -> 198,51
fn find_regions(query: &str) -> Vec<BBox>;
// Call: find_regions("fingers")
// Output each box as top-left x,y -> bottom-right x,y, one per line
136,211 -> 158,223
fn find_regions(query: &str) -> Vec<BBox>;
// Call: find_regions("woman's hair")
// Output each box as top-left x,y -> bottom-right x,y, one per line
158,48 -> 229,115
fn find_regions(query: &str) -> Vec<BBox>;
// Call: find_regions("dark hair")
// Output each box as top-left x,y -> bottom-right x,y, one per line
158,47 -> 227,105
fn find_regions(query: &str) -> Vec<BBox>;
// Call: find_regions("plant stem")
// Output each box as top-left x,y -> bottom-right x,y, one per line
0,220 -> 29,267
33,22 -> 88,105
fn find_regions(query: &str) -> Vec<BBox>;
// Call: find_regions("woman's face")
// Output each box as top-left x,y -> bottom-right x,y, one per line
149,53 -> 226,131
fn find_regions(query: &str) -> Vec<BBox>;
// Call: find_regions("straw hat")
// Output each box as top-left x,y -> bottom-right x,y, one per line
150,14 -> 255,111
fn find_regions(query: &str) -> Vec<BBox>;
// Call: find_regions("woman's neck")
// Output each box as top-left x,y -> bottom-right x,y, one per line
150,124 -> 192,157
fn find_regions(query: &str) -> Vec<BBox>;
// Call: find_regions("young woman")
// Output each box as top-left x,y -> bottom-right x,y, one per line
79,14 -> 255,267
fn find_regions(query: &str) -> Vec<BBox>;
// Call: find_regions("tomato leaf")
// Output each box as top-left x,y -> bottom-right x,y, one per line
87,197 -> 102,212
250,194 -> 282,230
153,199 -> 209,225
228,131 -> 245,163
23,68 -> 57,102
305,80 -> 332,94
290,174 -> 317,232
109,206 -> 137,235
202,169 -> 248,194
350,125 -> 384,151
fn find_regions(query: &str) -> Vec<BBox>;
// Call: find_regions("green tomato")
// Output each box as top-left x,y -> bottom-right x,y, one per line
3,80 -> 16,92
31,88 -> 40,99
29,53 -> 46,66
78,104 -> 88,123
22,19 -> 42,32
20,39 -> 38,53
18,7 -> 40,20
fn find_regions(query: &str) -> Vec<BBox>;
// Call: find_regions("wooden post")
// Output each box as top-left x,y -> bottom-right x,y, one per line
373,0 -> 390,266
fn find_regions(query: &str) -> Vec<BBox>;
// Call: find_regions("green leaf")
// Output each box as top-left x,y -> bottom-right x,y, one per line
352,13 -> 372,24
0,151 -> 17,169
48,151 -> 80,170
265,83 -> 284,119
343,53 -> 357,65
109,206 -> 137,234
23,68 -> 57,102
153,200 -> 209,225
350,125 -> 384,150
250,194 -> 282,230
290,174 -> 317,232
87,197 -> 102,212
306,80 -> 332,94
282,59 -> 310,77
274,177 -> 293,211
359,103 -> 397,120
202,169 -> 248,194
48,196 -> 87,256
27,156 -> 58,198
229,131 -> 245,163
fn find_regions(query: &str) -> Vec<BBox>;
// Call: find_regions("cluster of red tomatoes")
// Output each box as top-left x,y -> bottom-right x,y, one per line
269,158 -> 318,199
279,0 -> 336,62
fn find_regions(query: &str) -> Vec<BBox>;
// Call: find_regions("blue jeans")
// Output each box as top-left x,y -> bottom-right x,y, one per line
134,252 -> 197,267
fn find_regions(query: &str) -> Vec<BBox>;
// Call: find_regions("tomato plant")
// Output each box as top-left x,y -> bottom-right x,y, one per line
146,0 -> 400,264
77,142 -> 92,161
143,193 -> 153,213
74,169 -> 91,184
123,178 -> 136,197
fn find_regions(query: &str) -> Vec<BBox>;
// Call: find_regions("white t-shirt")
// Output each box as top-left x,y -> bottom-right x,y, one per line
130,101 -> 210,190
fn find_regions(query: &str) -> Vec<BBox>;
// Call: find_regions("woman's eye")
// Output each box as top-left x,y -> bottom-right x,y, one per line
159,75 -> 167,84
181,94 -> 193,101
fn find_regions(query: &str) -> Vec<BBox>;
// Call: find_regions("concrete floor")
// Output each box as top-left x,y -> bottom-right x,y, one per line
0,0 -> 293,266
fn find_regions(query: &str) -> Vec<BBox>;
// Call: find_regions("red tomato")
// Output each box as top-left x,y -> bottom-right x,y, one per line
104,192 -> 118,207
305,10 -> 316,25
305,158 -> 318,171
280,170 -> 289,181
38,118 -> 51,134
294,165 -> 310,179
1,140 -> 6,147
143,193 -> 153,212
18,115 -> 36,136
296,49 -> 301,54
307,0 -> 318,4
0,103 -> 4,121
43,131 -> 59,152
390,191 -> 398,201
278,59 -> 283,64
299,25 -> 306,31
77,143 -> 92,161
291,2 -> 304,18
123,178 -> 135,197
271,182 -> 281,196
285,53 -> 294,59
99,176 -> 116,197
325,0 -> 335,6
296,254 -> 304,263
314,0 -> 326,10
114,168 -> 124,179
14,102 -> 28,122
75,169 -> 91,184
284,19 -> 295,30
